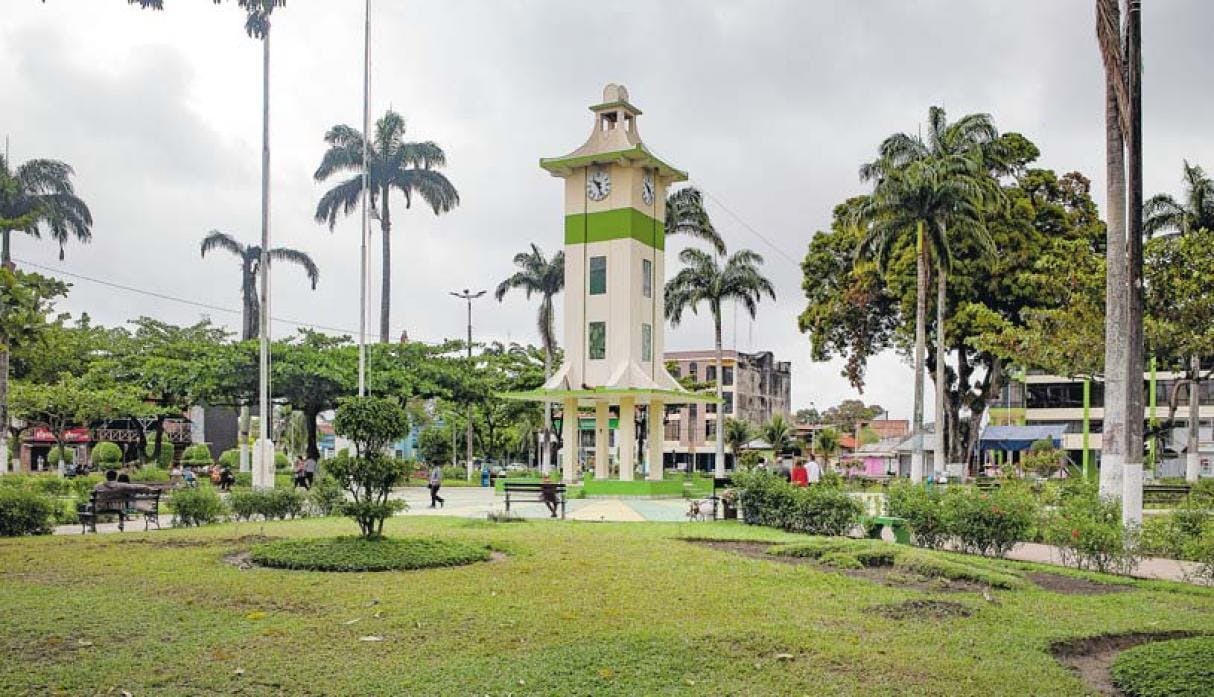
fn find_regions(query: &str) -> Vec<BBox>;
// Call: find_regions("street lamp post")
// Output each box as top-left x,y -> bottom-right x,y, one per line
450,289 -> 486,481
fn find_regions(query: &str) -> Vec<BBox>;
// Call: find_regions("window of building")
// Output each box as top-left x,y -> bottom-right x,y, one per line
722,366 -> 734,386
588,321 -> 606,359
706,402 -> 716,414
589,256 -> 607,295
723,392 -> 733,414
642,258 -> 652,298
706,365 -> 717,382
665,420 -> 680,440
641,323 -> 652,362
689,362 -> 698,380
706,420 -> 716,439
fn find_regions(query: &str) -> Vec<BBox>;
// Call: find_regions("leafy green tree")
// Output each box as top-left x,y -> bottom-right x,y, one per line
813,427 -> 842,465
723,417 -> 754,462
1144,162 -> 1214,482
417,425 -> 452,466
819,399 -> 885,433
793,407 -> 820,425
665,187 -> 724,255
329,397 -> 410,538
272,331 -> 354,461
666,249 -> 775,477
314,109 -> 459,343
495,243 -> 564,473
0,270 -> 68,470
0,154 -> 93,266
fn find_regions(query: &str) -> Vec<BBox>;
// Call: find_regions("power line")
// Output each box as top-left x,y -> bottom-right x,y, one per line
693,184 -> 803,269
13,257 -> 361,336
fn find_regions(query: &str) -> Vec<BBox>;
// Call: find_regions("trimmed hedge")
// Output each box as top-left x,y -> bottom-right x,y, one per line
218,449 -> 241,469
887,481 -> 949,550
90,442 -> 123,467
228,488 -> 306,521
169,487 -> 226,527
0,488 -> 55,536
733,470 -> 860,536
249,536 -> 491,572
179,444 -> 213,467
1112,636 -> 1214,697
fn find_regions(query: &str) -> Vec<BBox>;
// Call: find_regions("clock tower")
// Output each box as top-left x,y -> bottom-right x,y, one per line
510,84 -> 714,483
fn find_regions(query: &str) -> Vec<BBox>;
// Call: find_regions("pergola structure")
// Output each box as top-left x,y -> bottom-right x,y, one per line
506,85 -> 714,482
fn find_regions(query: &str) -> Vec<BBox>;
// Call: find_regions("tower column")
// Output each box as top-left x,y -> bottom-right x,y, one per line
562,398 -> 578,483
594,401 -> 610,479
619,397 -> 636,481
648,400 -> 664,481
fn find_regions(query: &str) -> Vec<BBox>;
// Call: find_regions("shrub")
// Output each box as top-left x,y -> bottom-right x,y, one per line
943,483 -> 1039,557
131,467 -> 170,483
234,472 -> 252,488
1185,531 -> 1214,584
249,536 -> 490,572
330,397 -> 411,538
90,442 -> 123,467
1112,635 -> 1214,697
274,452 -> 290,472
308,473 -> 344,516
228,488 -> 306,521
0,488 -> 55,536
1140,505 -> 1210,560
48,446 -> 73,467
1189,479 -> 1214,507
144,442 -> 174,468
1043,480 -> 1141,574
0,473 -> 72,497
732,469 -> 860,536
179,444 -> 213,468
218,448 -> 241,469
888,481 -> 949,550
69,474 -> 103,502
169,487 -> 226,527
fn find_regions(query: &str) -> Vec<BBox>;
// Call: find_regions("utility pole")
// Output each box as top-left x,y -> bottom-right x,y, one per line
450,289 -> 486,480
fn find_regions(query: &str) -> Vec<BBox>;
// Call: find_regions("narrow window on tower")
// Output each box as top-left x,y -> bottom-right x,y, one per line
642,258 -> 652,298
589,256 -> 607,295
589,321 -> 606,359
641,323 -> 652,362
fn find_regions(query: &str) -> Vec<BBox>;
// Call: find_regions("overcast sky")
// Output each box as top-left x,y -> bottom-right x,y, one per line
4,0 -> 1211,420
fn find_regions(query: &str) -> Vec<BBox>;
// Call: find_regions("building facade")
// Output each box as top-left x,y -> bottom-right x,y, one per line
662,349 -> 792,470
987,371 -> 1214,478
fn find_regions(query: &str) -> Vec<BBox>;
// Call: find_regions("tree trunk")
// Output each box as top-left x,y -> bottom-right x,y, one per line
151,416 -> 165,466
379,192 -> 391,344
1100,62 -> 1129,501
2,228 -> 11,268
1122,0 -> 1144,527
305,405 -> 320,462
1187,354 -> 1201,482
239,405 -> 251,473
0,333 -> 9,474
242,265 -> 259,343
714,310 -> 726,478
541,342 -> 553,476
911,221 -> 927,484
934,263 -> 947,479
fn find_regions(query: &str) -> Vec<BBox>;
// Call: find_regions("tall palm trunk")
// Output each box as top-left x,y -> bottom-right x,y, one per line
1100,76 -> 1128,500
379,193 -> 392,343
1187,354 -> 1201,482
0,344 -> 9,473
239,265 -> 257,473
934,264 -> 947,478
541,343 -> 553,475
1122,0 -> 1144,527
910,221 -> 927,483
713,308 -> 726,478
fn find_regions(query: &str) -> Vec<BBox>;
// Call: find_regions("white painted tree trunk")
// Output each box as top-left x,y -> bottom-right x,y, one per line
910,223 -> 927,484
1187,353 -> 1201,482
934,266 -> 947,479
1100,81 -> 1128,501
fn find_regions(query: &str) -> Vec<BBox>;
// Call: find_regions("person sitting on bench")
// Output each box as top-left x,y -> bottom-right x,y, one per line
540,475 -> 560,518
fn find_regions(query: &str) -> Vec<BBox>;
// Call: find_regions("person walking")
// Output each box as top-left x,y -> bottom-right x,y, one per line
304,455 -> 318,488
427,463 -> 445,508
806,456 -> 822,485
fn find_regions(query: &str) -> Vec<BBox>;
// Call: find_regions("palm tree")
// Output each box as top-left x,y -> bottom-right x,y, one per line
761,413 -> 793,457
0,153 -> 92,472
0,154 -> 93,266
1145,161 -> 1214,482
314,110 -> 460,343
200,231 -> 319,341
665,187 -> 725,255
495,243 -> 564,475
860,107 -> 998,480
666,249 -> 776,478
813,426 -> 842,467
856,154 -> 986,484
723,417 -> 754,464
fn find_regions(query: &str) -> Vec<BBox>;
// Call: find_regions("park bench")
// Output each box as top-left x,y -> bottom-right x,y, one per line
503,481 -> 567,519
862,515 -> 911,545
1143,483 -> 1191,507
78,487 -> 163,534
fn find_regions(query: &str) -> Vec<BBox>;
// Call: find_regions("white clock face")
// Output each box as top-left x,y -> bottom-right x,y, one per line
641,172 -> 655,205
587,167 -> 611,201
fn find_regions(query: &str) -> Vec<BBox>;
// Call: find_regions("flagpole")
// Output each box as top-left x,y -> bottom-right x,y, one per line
358,0 -> 371,396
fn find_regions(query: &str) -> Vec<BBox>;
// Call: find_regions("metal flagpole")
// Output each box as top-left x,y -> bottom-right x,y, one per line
256,23 -> 273,488
357,0 -> 371,396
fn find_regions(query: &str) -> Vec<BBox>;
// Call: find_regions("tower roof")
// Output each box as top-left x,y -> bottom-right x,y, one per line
540,83 -> 687,181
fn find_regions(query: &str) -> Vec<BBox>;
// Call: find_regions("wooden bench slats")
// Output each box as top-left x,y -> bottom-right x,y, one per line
503,482 -> 567,519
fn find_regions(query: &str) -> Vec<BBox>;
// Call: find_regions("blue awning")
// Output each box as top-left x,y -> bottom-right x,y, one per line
979,424 -> 1068,452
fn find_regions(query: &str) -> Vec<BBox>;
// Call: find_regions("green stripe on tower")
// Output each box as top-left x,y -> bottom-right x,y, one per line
564,208 -> 664,250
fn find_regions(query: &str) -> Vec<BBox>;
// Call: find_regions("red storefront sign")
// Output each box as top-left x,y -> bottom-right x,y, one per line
25,427 -> 91,443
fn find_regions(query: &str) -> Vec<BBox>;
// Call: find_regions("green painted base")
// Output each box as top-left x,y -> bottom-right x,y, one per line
581,479 -> 684,498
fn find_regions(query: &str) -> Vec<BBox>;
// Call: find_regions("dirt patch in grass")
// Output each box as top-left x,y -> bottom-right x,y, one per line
1028,572 -> 1131,596
868,599 -> 974,621
1050,631 -> 1199,696
223,550 -> 255,570
687,539 -> 991,593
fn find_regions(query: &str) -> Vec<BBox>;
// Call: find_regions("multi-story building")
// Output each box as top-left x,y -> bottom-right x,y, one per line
986,371 -> 1214,478
662,349 -> 792,470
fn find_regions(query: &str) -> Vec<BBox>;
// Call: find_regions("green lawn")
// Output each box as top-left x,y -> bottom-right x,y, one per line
2,517 -> 1213,695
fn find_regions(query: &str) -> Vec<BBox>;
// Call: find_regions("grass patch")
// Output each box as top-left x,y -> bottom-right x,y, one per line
895,552 -> 1025,590
769,538 -> 1024,589
1112,635 -> 1214,697
2,518 -> 1214,695
248,536 -> 491,572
